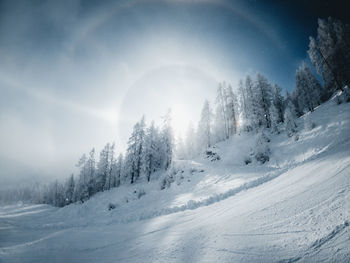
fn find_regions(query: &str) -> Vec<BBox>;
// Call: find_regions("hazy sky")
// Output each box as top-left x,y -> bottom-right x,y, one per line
0,0 -> 347,185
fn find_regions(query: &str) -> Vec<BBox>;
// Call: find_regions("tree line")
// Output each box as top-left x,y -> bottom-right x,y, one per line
1,17 -> 349,207
177,17 -> 350,158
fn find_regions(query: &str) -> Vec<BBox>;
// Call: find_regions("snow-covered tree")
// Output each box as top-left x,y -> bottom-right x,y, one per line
213,101 -> 226,142
115,154 -> 123,187
74,148 -> 97,202
237,80 -> 248,132
52,180 -> 65,207
226,84 -> 238,136
308,17 -> 350,92
254,131 -> 270,164
125,117 -> 146,184
65,174 -> 75,205
214,83 -> 228,141
213,82 -> 238,140
197,100 -> 213,150
86,148 -> 97,197
238,74 -> 275,131
294,62 -> 323,113
142,121 -> 160,182
96,143 -> 111,192
104,143 -> 116,191
160,111 -> 173,170
271,84 -> 284,123
269,103 -> 280,134
75,153 -> 89,202
253,74 -> 273,128
284,101 -> 298,137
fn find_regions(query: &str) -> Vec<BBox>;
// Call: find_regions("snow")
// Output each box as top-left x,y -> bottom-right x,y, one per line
1,96 -> 350,262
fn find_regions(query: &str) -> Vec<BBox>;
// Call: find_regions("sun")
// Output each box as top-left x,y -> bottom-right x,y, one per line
117,64 -> 218,144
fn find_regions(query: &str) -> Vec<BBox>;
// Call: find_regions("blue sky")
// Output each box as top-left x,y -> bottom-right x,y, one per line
0,0 -> 347,184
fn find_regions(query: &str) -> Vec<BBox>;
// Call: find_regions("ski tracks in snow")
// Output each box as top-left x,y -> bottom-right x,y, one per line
278,220 -> 350,263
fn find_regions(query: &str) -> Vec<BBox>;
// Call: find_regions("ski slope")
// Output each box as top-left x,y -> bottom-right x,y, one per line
1,96 -> 350,262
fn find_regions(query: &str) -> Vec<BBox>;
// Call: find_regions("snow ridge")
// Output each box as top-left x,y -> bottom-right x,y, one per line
117,169 -> 283,223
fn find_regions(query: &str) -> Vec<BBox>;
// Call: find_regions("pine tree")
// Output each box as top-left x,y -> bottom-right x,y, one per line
237,80 -> 248,132
213,102 -> 226,142
96,143 -> 110,192
244,75 -> 258,130
294,62 -> 323,113
115,154 -> 123,187
271,84 -> 284,123
197,100 -> 212,150
226,85 -> 238,136
215,83 -> 229,140
75,154 -> 89,202
125,116 -> 146,184
142,121 -> 160,182
104,143 -> 116,191
65,174 -> 75,205
160,111 -> 173,170
269,103 -> 280,133
254,74 -> 273,128
284,101 -> 297,137
214,83 -> 238,139
52,180 -> 65,207
254,131 -> 270,164
86,148 -> 96,197
308,17 -> 350,92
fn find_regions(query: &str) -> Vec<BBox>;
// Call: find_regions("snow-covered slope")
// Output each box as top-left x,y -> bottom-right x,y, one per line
1,96 -> 350,263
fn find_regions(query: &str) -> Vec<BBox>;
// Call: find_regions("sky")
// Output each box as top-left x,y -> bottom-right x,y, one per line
0,0 -> 348,186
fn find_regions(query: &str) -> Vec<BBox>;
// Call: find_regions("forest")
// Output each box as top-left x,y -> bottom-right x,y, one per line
1,17 -> 349,207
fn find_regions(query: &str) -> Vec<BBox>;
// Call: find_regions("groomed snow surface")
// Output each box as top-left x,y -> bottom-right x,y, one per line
1,96 -> 350,262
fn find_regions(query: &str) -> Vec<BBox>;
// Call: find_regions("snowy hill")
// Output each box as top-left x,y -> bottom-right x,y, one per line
1,95 -> 350,262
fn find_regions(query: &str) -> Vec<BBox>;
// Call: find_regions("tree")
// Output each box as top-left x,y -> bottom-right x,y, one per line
160,110 -> 173,170
271,84 -> 284,123
308,17 -> 350,92
125,116 -> 146,184
214,83 -> 238,140
254,131 -> 270,164
284,101 -> 297,137
213,101 -> 226,142
96,143 -> 111,192
115,154 -> 123,187
226,85 -> 238,136
294,62 -> 323,113
243,75 -> 258,130
65,174 -> 75,205
254,74 -> 273,128
52,180 -> 65,207
237,80 -> 248,132
86,148 -> 96,197
269,103 -> 280,133
197,100 -> 213,150
104,143 -> 116,191
142,121 -> 160,182
75,153 -> 89,202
